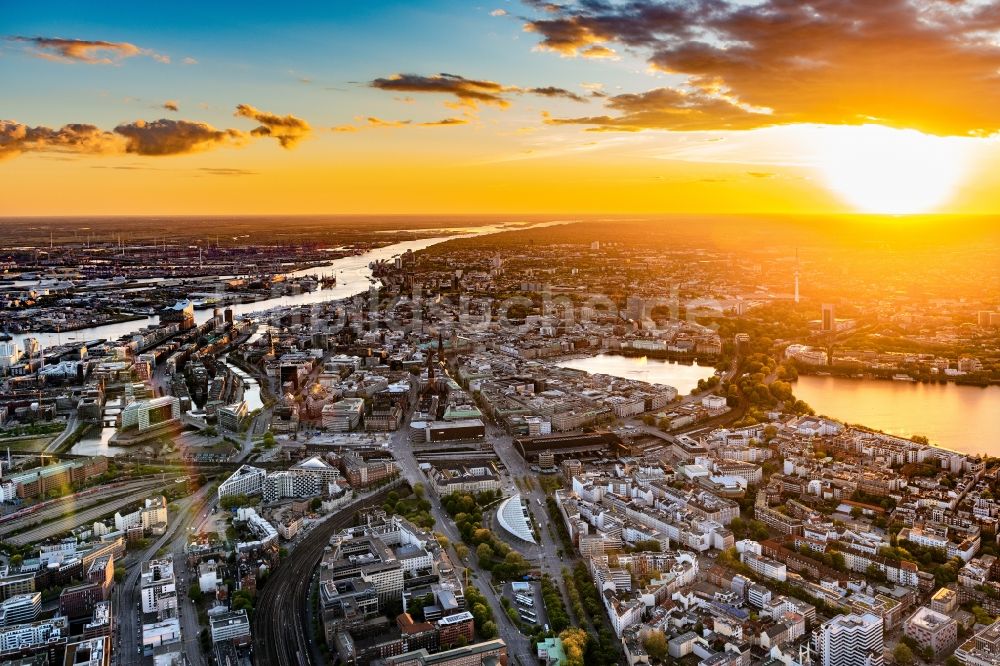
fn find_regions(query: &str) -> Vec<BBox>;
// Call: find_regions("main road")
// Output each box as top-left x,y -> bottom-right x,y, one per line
388,422 -> 538,666
115,483 -> 215,666
44,411 -> 79,453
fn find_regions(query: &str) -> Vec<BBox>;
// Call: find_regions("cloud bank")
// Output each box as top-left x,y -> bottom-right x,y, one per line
1,104 -> 311,160
524,0 -> 1000,135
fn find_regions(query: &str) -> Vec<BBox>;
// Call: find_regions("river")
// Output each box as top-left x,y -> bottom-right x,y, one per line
10,221 -> 564,353
793,375 -> 1000,455
63,221 -> 567,456
555,353 -> 716,395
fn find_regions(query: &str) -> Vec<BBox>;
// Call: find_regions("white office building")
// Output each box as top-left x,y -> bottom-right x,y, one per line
218,465 -> 267,499
235,507 -> 278,552
0,616 -> 69,653
262,470 -> 321,503
120,396 -> 181,432
114,495 -> 169,533
321,398 -> 365,432
0,593 -> 41,626
210,609 -> 251,644
141,556 -> 178,617
813,613 -> 884,666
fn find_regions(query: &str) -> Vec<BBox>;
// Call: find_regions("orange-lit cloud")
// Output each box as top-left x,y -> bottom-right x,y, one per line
0,120 -> 123,159
163,100 -> 179,112
333,116 -> 470,131
234,104 -> 312,148
2,116 -> 252,159
366,117 -> 411,128
545,87 -> 773,131
6,36 -> 168,64
526,0 -> 1000,136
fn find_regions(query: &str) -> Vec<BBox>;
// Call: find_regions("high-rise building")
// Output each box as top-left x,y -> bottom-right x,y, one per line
626,296 -> 645,322
141,556 -> 177,618
822,303 -> 835,332
813,613 -> 883,666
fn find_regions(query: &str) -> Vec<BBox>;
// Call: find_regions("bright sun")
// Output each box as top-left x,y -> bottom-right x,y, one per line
818,125 -> 969,215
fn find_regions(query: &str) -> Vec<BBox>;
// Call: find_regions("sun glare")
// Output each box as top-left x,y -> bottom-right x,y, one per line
817,125 -> 969,214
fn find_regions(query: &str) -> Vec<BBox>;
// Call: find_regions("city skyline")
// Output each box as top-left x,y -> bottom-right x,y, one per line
6,1 -> 1000,216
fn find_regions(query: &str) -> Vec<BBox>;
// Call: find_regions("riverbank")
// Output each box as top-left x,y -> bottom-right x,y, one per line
797,365 -> 999,388
13,221 -> 573,355
792,374 -> 1000,456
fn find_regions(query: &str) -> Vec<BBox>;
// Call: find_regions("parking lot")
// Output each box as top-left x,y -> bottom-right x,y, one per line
502,580 -> 549,632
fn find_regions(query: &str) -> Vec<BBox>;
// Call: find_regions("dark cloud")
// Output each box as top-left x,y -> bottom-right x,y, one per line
371,72 -> 592,109
114,119 -> 247,156
418,117 -> 468,126
234,104 -> 312,148
371,73 -> 511,107
524,0 -> 1000,135
6,36 -> 168,64
2,116 -> 260,159
527,86 -> 588,102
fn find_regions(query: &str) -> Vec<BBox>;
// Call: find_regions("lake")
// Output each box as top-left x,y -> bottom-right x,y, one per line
555,353 -> 716,395
793,375 -> 1000,455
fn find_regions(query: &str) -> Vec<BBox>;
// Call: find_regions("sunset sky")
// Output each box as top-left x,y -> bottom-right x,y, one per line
5,0 -> 1000,216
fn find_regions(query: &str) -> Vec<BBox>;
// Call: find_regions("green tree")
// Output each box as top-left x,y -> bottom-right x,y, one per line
480,620 -> 498,639
893,643 -> 914,666
643,630 -> 668,662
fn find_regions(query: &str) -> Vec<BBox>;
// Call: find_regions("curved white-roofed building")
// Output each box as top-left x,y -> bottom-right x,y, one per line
497,494 -> 536,544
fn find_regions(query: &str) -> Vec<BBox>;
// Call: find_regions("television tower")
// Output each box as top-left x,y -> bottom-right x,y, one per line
794,248 -> 800,304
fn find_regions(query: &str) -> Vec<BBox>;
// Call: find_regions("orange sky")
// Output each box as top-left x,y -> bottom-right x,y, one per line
4,1 -> 1000,216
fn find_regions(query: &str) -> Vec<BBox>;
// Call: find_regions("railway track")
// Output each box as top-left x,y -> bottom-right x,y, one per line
253,483 -> 400,666
0,477 -> 176,538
